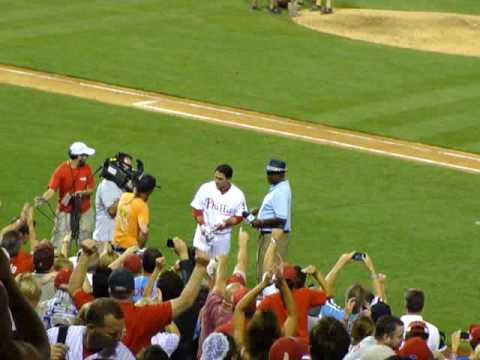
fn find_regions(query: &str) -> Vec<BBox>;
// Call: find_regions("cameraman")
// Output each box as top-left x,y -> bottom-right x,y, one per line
93,152 -> 133,250
35,142 -> 95,248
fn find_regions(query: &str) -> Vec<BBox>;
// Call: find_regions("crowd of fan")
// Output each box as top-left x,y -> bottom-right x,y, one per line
1,204 -> 479,360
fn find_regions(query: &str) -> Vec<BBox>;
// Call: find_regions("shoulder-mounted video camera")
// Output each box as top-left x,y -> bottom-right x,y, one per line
100,153 -> 144,192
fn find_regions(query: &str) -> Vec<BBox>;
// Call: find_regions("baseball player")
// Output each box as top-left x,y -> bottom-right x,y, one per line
191,164 -> 247,257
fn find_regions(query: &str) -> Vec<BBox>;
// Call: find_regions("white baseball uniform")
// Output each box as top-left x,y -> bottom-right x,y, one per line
191,181 -> 247,256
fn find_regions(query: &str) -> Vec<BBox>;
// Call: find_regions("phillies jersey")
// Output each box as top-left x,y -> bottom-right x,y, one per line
191,181 -> 247,235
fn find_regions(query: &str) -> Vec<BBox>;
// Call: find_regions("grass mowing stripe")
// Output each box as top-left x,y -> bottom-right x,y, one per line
1,1 -> 480,152
1,84 -> 479,333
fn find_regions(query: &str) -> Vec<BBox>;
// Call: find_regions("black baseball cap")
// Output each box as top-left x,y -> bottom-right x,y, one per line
266,159 -> 287,173
108,268 -> 134,293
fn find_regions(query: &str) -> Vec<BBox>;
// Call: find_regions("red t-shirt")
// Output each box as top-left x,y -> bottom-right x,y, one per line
120,300 -> 173,355
72,289 -> 94,310
48,161 -> 95,213
10,250 -> 34,276
258,288 -> 326,340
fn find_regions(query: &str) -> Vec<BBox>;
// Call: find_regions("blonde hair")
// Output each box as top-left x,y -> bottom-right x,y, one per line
54,256 -> 74,271
15,273 -> 42,308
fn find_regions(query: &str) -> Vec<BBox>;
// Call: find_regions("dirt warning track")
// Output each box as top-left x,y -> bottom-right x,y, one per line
1,63 -> 480,174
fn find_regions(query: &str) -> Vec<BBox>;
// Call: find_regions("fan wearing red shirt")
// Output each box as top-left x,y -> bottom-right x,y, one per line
35,142 -> 96,248
108,249 -> 210,355
258,264 -> 328,341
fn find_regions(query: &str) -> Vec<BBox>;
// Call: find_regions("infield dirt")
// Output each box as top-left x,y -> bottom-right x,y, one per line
294,9 -> 480,58
1,63 -> 480,174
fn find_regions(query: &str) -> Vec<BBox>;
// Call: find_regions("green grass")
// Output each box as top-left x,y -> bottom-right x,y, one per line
1,1 -> 480,152
1,84 -> 479,334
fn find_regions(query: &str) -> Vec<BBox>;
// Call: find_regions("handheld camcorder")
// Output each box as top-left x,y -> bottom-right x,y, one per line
101,153 -> 144,192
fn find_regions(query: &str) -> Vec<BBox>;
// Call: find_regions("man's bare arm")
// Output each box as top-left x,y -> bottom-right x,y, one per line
170,250 -> 208,318
0,249 -> 49,359
302,265 -> 330,296
143,257 -> 164,299
107,200 -> 120,218
138,224 -> 149,248
68,240 -> 97,296
325,252 -> 355,298
233,272 -> 272,351
213,255 -> 228,294
233,227 -> 249,275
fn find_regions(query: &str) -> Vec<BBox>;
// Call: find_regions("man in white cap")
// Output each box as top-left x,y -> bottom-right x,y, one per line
35,142 -> 96,247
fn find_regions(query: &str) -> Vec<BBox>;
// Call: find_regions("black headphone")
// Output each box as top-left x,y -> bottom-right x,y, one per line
68,150 -> 78,160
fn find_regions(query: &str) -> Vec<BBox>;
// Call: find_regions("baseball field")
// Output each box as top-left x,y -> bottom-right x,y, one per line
2,0 -> 480,335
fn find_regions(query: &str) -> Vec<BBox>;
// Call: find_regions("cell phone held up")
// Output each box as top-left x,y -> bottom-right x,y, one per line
166,238 -> 174,248
352,252 -> 366,261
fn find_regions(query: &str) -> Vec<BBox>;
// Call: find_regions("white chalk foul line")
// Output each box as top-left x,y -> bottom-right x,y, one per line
2,65 -> 480,172
134,102 -> 480,174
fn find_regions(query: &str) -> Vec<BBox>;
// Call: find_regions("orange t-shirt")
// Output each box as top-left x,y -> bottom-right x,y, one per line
120,301 -> 173,355
10,250 -> 34,276
258,287 -> 326,340
48,161 -> 95,213
113,193 -> 149,249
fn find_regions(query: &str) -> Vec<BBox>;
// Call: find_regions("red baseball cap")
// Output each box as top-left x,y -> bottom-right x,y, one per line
470,325 -> 480,342
233,287 -> 256,316
269,337 -> 308,360
123,254 -> 142,274
227,273 -> 246,286
283,264 -> 297,283
406,321 -> 429,338
54,269 -> 72,290
399,337 -> 432,360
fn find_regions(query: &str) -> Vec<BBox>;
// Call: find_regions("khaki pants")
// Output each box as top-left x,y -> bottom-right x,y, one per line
51,208 -> 94,248
256,231 -> 289,282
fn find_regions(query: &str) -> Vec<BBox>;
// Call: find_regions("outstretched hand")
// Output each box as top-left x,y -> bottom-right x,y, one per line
302,265 -> 317,275
80,239 -> 98,257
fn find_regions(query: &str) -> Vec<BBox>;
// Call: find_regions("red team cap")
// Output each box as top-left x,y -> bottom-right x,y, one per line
233,287 -> 256,316
269,336 -> 308,360
227,273 -> 246,286
398,337 -> 432,360
469,325 -> 480,345
54,269 -> 73,290
123,253 -> 142,275
283,264 -> 297,283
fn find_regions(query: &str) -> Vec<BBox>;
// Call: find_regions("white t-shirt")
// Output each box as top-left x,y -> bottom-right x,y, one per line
191,181 -> 247,236
47,325 -> 135,360
191,181 -> 247,256
93,179 -> 123,242
400,314 -> 444,352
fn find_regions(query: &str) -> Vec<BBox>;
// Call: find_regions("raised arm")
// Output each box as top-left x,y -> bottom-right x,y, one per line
170,250 -> 208,318
233,272 -> 272,350
25,204 -> 39,251
325,252 -> 355,298
0,248 -> 50,359
233,226 -> 249,276
362,253 -> 385,301
68,240 -> 97,296
108,246 -> 139,270
170,237 -> 193,284
277,276 -> 298,337
213,255 -> 228,294
262,228 -> 283,276
143,257 -> 165,300
302,265 -> 330,296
